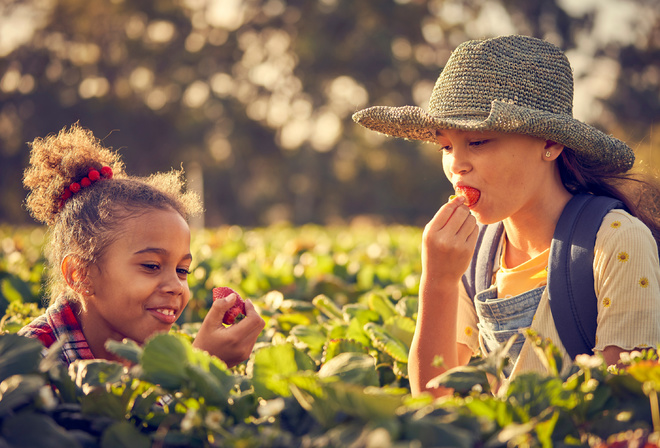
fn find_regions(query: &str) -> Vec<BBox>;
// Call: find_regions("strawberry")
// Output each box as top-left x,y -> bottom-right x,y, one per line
454,186 -> 481,207
223,306 -> 246,325
212,287 -> 246,325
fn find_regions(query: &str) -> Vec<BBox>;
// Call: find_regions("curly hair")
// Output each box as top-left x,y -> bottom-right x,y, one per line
23,123 -> 203,304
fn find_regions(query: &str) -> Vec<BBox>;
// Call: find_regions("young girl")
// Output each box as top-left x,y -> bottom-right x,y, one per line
18,123 -> 265,367
352,35 -> 660,397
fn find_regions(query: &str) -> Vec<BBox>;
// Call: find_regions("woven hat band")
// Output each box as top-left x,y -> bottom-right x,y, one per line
429,36 -> 574,118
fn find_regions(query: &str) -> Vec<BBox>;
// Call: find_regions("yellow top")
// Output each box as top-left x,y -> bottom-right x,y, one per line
496,242 -> 549,298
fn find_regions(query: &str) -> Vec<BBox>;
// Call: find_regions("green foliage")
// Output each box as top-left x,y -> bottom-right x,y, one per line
3,224 -> 660,446
2,330 -> 659,447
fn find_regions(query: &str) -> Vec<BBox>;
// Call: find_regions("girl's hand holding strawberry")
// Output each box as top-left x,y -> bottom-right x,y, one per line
192,289 -> 265,368
421,195 -> 479,283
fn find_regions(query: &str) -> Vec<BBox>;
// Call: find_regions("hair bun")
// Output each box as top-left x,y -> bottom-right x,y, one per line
23,123 -> 125,225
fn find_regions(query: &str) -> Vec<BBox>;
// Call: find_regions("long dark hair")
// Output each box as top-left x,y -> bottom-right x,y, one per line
558,149 -> 660,251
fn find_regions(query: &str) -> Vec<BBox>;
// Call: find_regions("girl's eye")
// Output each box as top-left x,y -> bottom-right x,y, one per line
439,145 -> 452,153
470,140 -> 488,147
177,268 -> 190,276
142,263 -> 159,271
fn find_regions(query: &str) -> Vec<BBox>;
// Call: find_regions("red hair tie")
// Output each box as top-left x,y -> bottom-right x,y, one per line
58,166 -> 113,209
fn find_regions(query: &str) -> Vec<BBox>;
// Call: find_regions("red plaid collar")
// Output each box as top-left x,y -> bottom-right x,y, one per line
19,297 -> 94,364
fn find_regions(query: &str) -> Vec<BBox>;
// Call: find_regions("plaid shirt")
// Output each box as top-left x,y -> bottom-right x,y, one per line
18,297 -> 94,365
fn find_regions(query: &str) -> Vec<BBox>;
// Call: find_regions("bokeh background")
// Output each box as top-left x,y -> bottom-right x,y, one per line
1,0 -> 658,228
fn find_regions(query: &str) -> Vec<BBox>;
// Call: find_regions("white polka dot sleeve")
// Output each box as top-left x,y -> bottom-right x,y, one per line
593,209 -> 660,351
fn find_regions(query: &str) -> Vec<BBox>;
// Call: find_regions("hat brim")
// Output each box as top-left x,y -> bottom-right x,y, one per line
352,100 -> 634,174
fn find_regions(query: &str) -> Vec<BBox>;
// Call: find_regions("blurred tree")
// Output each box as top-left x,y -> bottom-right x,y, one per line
0,0 -> 658,226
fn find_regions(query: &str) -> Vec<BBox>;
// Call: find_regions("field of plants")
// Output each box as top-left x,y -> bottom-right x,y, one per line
2,224 -> 660,447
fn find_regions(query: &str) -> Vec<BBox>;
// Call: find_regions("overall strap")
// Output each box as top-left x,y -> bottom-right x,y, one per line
548,194 -> 624,359
462,222 -> 505,299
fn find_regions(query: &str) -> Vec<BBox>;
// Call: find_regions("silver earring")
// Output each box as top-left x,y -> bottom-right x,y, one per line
545,150 -> 552,158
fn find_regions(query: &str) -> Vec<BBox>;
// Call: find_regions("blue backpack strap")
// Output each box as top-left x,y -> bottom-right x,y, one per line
548,193 -> 624,359
462,222 -> 505,298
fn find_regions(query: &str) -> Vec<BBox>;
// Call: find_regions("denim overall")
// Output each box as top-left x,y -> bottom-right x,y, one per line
474,285 -> 545,376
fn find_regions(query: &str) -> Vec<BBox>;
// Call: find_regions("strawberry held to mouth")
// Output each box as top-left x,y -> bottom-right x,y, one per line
454,186 -> 481,207
213,287 -> 246,325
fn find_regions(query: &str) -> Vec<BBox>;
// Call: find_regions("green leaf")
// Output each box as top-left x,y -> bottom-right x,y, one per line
0,333 -> 44,383
140,333 -> 194,389
129,386 -> 161,419
366,293 -> 397,322
289,373 -> 336,428
357,265 -> 376,290
101,421 -> 151,448
526,329 -> 563,377
1,411 -> 83,448
80,387 -> 127,420
312,294 -> 344,321
323,382 -> 405,421
395,296 -> 418,319
250,343 -> 316,399
403,416 -> 475,448
459,394 -> 500,421
487,421 -> 537,448
318,352 -> 379,387
188,348 -> 237,395
228,389 -> 258,421
0,274 -> 33,304
383,315 -> 416,348
363,322 -> 409,363
0,374 -> 45,417
70,360 -> 125,389
278,299 -> 316,313
344,316 -> 372,348
105,338 -> 142,365
535,410 -> 559,448
184,363 -> 232,407
342,304 -> 380,324
290,324 -> 327,356
466,333 -> 516,379
506,374 -> 571,418
45,360 -> 77,403
393,360 -> 408,379
322,338 -> 368,363
327,321 -> 348,340
426,366 -> 490,395
273,312 -> 312,332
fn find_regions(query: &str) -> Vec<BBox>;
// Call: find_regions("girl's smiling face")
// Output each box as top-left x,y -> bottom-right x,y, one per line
82,207 -> 192,352
438,129 -> 560,225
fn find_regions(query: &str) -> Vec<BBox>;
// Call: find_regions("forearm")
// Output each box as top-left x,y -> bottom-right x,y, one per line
409,197 -> 479,397
409,274 -> 461,397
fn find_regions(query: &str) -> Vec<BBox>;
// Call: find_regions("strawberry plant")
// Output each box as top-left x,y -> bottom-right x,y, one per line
2,224 -> 660,446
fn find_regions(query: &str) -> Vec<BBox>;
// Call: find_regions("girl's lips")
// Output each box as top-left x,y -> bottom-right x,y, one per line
147,308 -> 178,325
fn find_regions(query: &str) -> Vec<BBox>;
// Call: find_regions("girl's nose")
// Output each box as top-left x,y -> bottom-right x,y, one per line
446,146 -> 471,176
161,270 -> 185,296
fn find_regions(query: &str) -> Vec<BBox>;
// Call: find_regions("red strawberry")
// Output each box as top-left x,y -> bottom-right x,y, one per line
454,186 -> 481,207
212,287 -> 246,325
212,286 -> 236,302
223,306 -> 246,325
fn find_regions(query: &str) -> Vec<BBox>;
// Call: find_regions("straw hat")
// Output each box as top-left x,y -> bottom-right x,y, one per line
352,35 -> 634,174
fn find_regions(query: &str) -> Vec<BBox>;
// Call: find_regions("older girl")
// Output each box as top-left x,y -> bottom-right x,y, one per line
353,35 -> 660,396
